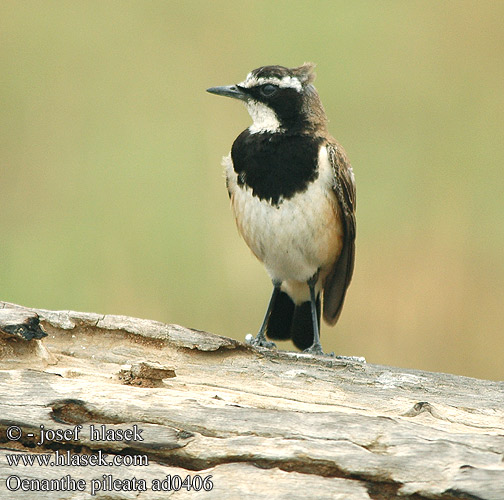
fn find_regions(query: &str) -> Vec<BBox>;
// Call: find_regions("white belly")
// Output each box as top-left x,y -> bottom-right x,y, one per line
224,146 -> 343,302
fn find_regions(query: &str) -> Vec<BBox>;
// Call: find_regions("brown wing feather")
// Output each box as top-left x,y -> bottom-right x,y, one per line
323,141 -> 356,326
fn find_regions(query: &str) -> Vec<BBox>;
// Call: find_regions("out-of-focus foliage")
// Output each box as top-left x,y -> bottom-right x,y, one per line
1,1 -> 503,379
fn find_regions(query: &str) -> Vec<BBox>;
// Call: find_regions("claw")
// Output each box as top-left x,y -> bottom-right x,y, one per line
246,333 -> 276,349
303,343 -> 324,355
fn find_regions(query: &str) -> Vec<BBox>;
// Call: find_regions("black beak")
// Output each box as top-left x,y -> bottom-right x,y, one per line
206,85 -> 248,102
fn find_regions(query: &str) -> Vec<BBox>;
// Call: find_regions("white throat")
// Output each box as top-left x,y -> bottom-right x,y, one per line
246,100 -> 282,134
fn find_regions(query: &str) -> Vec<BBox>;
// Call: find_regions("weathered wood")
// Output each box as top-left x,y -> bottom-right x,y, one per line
0,309 -> 47,340
0,301 -> 503,499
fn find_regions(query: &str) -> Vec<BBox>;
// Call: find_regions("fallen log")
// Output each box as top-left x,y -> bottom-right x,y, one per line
0,302 -> 503,499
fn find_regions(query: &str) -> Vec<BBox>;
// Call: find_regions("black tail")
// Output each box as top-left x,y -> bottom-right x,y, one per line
265,290 -> 295,340
290,295 -> 321,350
265,290 -> 321,351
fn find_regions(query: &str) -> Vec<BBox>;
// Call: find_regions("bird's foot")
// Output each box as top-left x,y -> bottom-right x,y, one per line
303,343 -> 334,357
245,333 -> 276,349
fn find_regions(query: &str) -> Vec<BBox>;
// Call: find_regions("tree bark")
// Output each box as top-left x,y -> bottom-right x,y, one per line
0,302 -> 503,499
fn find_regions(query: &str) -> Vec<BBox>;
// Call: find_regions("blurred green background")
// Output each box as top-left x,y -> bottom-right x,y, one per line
1,1 -> 503,380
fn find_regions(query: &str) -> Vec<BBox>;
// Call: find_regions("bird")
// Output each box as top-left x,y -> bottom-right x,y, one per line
207,63 -> 356,355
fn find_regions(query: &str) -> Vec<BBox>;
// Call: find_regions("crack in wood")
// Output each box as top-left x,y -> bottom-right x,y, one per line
0,302 -> 503,500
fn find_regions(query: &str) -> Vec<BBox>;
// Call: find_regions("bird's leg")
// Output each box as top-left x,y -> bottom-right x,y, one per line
303,271 -> 324,355
249,281 -> 281,349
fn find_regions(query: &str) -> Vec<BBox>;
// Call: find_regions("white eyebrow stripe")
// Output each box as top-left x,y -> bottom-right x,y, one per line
239,75 -> 302,92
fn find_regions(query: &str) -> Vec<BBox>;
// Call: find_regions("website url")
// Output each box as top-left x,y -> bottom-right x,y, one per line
5,450 -> 149,467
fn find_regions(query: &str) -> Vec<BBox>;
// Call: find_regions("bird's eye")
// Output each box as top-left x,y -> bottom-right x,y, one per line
260,84 -> 278,97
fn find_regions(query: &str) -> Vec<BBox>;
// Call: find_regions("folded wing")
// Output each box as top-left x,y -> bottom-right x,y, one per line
323,141 -> 357,325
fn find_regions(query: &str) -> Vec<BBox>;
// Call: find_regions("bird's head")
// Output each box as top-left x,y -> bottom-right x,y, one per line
207,63 -> 328,134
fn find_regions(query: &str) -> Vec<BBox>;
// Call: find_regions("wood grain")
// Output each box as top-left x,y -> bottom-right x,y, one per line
0,301 -> 503,499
